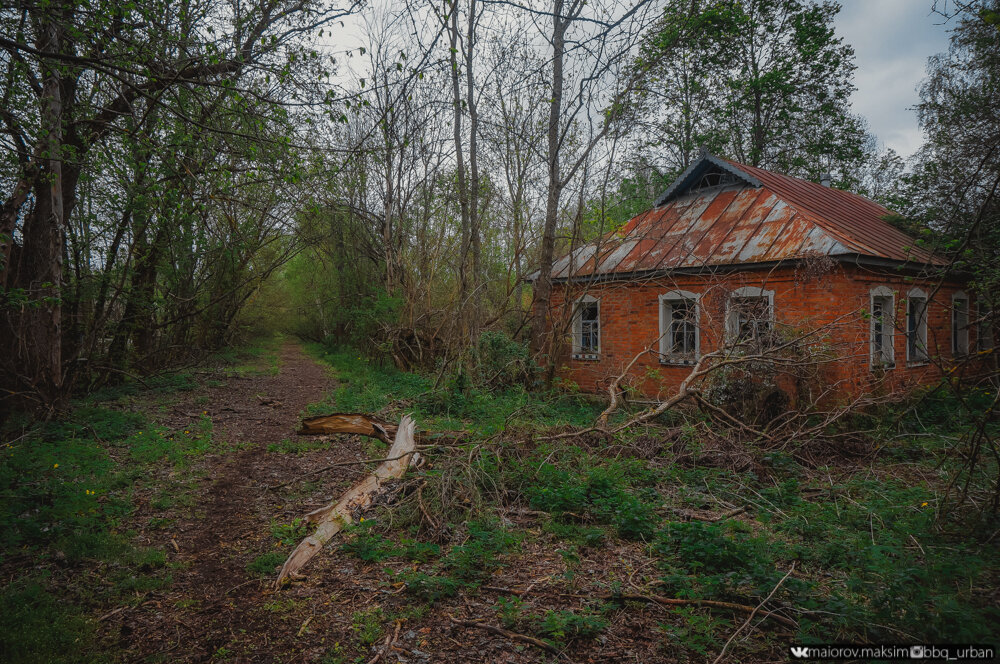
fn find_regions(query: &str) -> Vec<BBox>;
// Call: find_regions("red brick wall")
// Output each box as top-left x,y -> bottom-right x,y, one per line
538,261 -> 975,402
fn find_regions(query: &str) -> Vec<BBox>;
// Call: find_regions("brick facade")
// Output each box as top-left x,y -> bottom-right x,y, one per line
539,261 -> 976,402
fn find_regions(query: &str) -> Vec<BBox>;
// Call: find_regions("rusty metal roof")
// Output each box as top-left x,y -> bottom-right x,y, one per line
534,154 -> 944,281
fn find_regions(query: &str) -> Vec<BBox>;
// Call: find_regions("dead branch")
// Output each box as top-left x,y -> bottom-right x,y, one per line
416,480 -> 439,530
267,451 -> 434,491
596,348 -> 653,426
447,615 -> 561,656
368,620 -> 402,664
482,585 -> 797,630
275,416 -> 418,587
693,394 -> 777,444
711,564 -> 795,664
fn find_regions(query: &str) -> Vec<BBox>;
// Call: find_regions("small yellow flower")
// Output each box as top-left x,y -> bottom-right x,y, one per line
138,432 -> 143,435
921,502 -> 928,507
359,517 -> 365,523
53,463 -> 58,469
184,430 -> 190,434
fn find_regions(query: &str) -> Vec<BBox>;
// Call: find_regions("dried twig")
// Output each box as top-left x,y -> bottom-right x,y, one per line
482,585 -> 797,630
447,615 -> 560,656
711,564 -> 795,664
416,481 -> 439,530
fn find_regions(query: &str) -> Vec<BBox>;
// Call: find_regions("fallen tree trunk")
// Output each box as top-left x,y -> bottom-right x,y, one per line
275,415 -> 418,587
297,413 -> 397,443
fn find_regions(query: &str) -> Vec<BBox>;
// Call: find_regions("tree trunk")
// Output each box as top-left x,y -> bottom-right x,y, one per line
449,0 -> 472,323
532,0 -> 569,384
466,0 -> 482,329
13,14 -> 67,408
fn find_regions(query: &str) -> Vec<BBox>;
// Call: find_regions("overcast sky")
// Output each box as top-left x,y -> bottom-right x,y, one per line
834,0 -> 953,159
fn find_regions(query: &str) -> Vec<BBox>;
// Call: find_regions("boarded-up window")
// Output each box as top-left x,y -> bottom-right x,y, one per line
871,289 -> 895,368
572,298 -> 600,356
659,293 -> 699,364
953,295 -> 969,357
907,292 -> 929,363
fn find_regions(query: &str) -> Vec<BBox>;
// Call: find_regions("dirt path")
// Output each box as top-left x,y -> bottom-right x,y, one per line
106,341 -> 664,663
113,341 -> 369,662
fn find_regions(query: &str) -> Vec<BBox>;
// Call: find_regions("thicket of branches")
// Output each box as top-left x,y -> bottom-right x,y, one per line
2,0 -> 998,423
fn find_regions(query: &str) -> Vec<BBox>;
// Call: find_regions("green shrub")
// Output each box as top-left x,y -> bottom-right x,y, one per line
340,522 -> 399,562
470,331 -> 534,390
247,551 -> 286,577
532,608 -> 608,646
396,570 -> 465,602
351,607 -> 386,646
270,518 -> 308,546
655,521 -> 798,600
524,462 -> 659,540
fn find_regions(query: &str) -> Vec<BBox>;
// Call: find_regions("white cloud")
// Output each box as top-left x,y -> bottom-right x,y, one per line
835,0 -> 952,158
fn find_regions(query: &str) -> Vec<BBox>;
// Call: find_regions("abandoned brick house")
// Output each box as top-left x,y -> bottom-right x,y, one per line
531,153 -> 987,401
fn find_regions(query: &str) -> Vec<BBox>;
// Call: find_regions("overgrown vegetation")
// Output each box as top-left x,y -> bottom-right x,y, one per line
0,341 -> 275,663
304,337 -> 998,656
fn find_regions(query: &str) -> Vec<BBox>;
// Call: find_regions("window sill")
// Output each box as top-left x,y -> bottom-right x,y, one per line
660,357 -> 698,366
870,363 -> 896,371
572,353 -> 600,361
906,361 -> 930,368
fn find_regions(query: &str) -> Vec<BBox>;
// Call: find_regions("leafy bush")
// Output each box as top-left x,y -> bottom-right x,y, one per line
340,521 -> 400,562
524,461 -> 659,540
396,570 -> 465,601
444,521 -> 520,581
470,331 -> 535,390
533,608 -> 608,646
655,520 -> 799,601
351,607 -> 386,646
247,551 -> 286,577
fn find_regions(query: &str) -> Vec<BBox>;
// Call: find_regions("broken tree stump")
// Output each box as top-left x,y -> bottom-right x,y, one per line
297,413 -> 397,443
275,415 -> 418,587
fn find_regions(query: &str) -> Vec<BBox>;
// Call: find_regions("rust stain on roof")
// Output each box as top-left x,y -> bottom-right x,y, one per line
535,154 -> 944,281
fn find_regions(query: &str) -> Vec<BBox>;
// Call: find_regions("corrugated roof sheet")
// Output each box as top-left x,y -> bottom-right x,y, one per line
533,154 -> 944,281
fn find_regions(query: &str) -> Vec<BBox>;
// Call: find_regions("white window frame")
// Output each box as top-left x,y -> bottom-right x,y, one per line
658,290 -> 700,365
952,291 -> 969,357
906,287 -> 929,364
726,286 -> 775,342
571,295 -> 600,358
870,286 -> 896,369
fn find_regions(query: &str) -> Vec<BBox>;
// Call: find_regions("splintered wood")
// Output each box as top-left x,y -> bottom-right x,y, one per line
297,412 -> 397,443
275,414 -> 418,587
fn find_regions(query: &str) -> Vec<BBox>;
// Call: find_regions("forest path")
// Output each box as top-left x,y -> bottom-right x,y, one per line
115,340 -> 372,662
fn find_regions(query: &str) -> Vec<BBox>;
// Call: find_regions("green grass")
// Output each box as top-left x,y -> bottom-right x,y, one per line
0,581 -> 96,664
305,342 -> 607,435
0,355 -> 242,662
306,341 -> 999,647
247,551 -> 287,577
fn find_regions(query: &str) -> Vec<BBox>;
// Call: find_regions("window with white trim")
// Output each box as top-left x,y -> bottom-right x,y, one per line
906,288 -> 929,363
726,287 -> 774,345
870,287 -> 895,368
952,292 -> 969,357
659,291 -> 699,365
572,296 -> 600,358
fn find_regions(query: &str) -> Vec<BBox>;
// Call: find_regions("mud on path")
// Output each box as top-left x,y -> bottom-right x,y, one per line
108,341 -> 371,662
